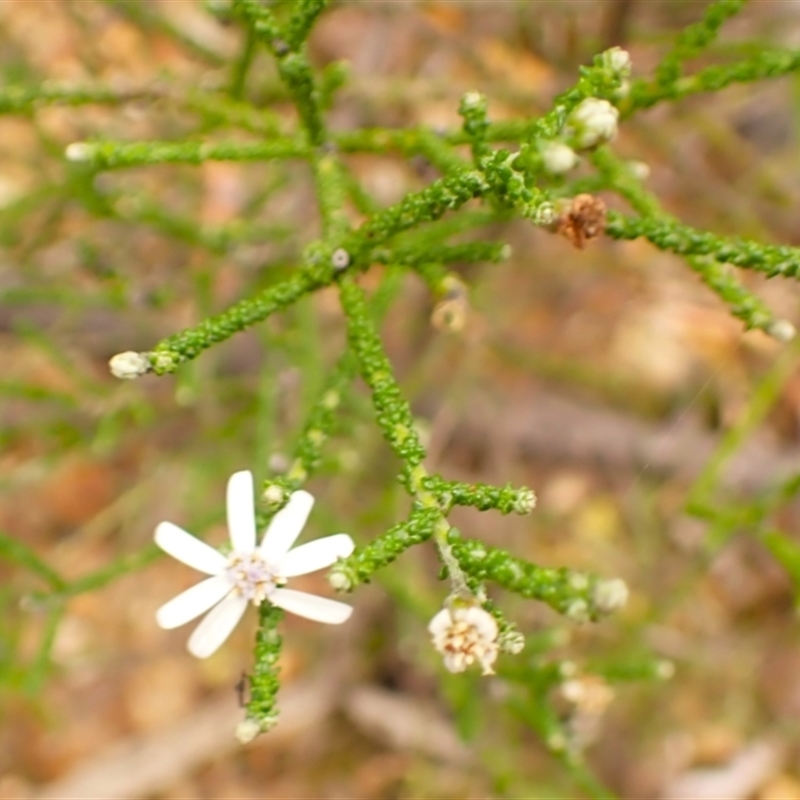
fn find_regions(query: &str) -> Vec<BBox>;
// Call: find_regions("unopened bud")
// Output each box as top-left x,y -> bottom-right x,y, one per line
498,628 -> 525,655
331,248 -> 350,270
593,578 -> 629,614
65,142 -> 94,163
109,351 -> 150,380
329,568 -> 352,592
262,484 -> 286,508
567,98 -> 619,149
541,141 -> 579,175
767,319 -> 796,343
235,718 -> 262,744
513,488 -> 537,515
602,47 -> 632,77
628,160 -> 651,181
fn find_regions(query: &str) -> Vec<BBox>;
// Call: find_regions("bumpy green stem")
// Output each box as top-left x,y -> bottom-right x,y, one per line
654,0 -> 747,86
450,538 -> 617,622
243,604 -> 284,734
150,268 -> 328,372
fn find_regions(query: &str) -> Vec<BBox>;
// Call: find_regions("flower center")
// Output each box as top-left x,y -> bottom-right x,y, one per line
225,551 -> 284,605
443,620 -> 483,658
434,616 -> 499,675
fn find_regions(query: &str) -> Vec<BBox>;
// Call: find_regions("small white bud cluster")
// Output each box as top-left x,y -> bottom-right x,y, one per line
601,47 -> 632,78
331,248 -> 350,271
530,201 -> 557,226
567,98 -> 619,150
628,160 -> 651,181
109,351 -> 151,380
234,718 -> 262,744
498,628 -> 525,655
429,601 -> 499,676
65,142 -> 95,163
541,141 -> 579,176
262,483 -> 286,508
592,578 -> 629,614
513,488 -> 537,515
767,319 -> 796,343
565,598 -> 590,622
656,659 -> 676,680
328,566 -> 352,592
235,714 -> 276,744
460,91 -> 485,111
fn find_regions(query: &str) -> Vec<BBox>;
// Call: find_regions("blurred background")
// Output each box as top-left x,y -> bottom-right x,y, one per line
2,1 -> 800,797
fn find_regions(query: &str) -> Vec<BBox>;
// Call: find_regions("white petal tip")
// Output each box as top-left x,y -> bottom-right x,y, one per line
337,535 -> 355,558
187,642 -> 214,659
155,608 -> 174,630
326,605 -> 354,624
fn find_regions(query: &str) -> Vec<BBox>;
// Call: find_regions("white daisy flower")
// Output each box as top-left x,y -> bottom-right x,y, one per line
155,470 -> 355,658
566,97 -> 619,150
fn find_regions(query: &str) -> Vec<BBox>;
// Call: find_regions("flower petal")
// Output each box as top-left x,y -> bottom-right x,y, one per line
278,533 -> 355,578
259,490 -> 314,561
269,588 -> 353,624
155,521 -> 226,575
428,608 -> 452,637
187,592 -> 248,658
227,470 -> 256,552
155,575 -> 232,629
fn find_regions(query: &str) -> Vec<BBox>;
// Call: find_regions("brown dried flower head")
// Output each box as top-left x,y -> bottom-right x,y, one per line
556,193 -> 607,249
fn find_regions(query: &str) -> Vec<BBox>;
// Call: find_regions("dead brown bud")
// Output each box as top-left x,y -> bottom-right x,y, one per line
556,194 -> 607,249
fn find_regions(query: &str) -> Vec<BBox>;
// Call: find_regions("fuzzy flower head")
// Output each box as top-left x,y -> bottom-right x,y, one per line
601,47 -> 632,78
541,141 -> 579,176
155,471 -> 354,658
109,350 -> 150,380
429,601 -> 499,676
567,98 -> 619,150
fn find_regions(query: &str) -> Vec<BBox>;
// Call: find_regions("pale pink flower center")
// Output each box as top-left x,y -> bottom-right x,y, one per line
225,551 -> 284,605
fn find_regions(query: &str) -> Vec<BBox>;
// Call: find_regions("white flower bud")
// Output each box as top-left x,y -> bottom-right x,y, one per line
767,319 -> 796,343
602,47 -> 632,77
498,628 -> 525,655
331,248 -> 350,270
569,573 -> 589,591
593,578 -> 629,614
262,484 -> 286,507
461,91 -> 484,111
513,488 -> 537,515
328,568 -> 352,592
65,142 -> 94,163
541,141 -> 579,175
235,718 -> 262,744
565,598 -> 589,622
656,660 -> 676,680
109,351 -> 150,380
531,201 -> 557,226
628,160 -> 651,181
567,98 -> 619,149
